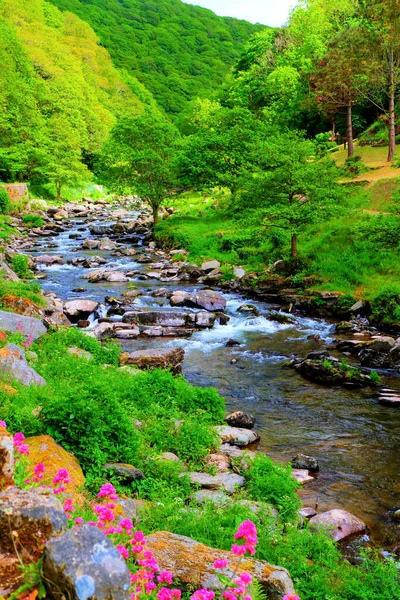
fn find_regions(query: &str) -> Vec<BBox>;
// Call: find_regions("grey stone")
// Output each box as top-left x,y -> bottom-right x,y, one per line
225,411 -> 256,430
67,347 -> 93,360
201,260 -> 221,273
187,289 -> 227,312
160,452 -> 180,462
292,469 -> 314,484
36,254 -> 63,265
119,347 -> 184,375
64,300 -> 98,322
191,490 -> 229,506
44,524 -> 131,599
0,344 -> 46,386
215,425 -> 260,447
309,509 -> 367,542
0,487 -> 67,554
0,310 -> 46,340
98,237 -> 118,251
102,463 -> 145,483
186,472 -> 245,494
291,453 -> 319,472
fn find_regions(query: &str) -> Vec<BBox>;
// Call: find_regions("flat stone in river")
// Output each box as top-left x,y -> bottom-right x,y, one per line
119,347 -> 184,374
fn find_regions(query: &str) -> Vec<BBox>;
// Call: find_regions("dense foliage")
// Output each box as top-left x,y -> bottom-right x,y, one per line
0,0 -> 152,193
48,0 -> 264,114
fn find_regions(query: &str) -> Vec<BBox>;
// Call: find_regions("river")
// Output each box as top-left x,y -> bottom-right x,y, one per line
25,206 -> 400,548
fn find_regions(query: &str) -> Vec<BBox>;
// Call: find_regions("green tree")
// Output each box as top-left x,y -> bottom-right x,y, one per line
236,133 -> 343,258
99,112 -> 180,224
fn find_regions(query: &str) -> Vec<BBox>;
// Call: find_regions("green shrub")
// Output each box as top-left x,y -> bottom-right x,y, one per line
0,189 -> 11,214
246,454 -> 300,520
11,255 -> 31,279
344,155 -> 369,176
371,284 -> 400,325
0,278 -> 45,306
22,214 -> 45,228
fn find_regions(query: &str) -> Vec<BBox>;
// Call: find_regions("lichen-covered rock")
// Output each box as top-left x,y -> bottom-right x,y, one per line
0,487 -> 67,557
26,435 -> 85,496
0,428 -> 13,490
119,347 -> 184,375
225,411 -> 256,430
0,310 -> 46,340
144,531 -> 295,599
0,344 -> 46,386
215,425 -> 260,447
44,524 -> 131,599
310,509 -> 367,542
0,295 -> 42,318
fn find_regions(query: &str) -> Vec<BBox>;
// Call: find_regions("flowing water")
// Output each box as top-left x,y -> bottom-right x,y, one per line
26,209 -> 400,548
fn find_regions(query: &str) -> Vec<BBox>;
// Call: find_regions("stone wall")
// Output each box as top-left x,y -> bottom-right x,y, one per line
0,183 -> 28,202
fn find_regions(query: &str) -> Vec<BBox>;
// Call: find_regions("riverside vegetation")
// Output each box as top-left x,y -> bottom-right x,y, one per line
1,0 -> 400,597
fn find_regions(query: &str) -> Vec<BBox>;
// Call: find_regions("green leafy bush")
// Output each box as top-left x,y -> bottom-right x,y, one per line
246,454 -> 300,520
371,284 -> 400,325
11,255 -> 31,279
22,214 -> 45,228
0,278 -> 44,306
0,189 -> 11,214
344,155 -> 369,175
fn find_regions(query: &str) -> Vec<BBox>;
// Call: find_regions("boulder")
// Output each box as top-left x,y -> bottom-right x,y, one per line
215,425 -> 260,447
187,289 -> 227,312
309,509 -> 367,542
201,260 -> 221,273
144,531 -> 295,599
118,498 -> 148,521
186,472 -> 245,494
191,490 -> 229,506
25,435 -> 85,497
292,469 -> 314,484
299,507 -> 317,519
98,237 -> 118,251
205,453 -> 230,473
0,487 -> 67,556
107,271 -> 128,282
102,463 -> 145,483
119,347 -> 185,375
233,267 -> 246,279
0,295 -> 42,318
160,452 -> 180,463
0,310 -> 46,340
63,299 -> 98,322
225,411 -> 256,430
0,428 -> 14,490
237,304 -> 260,316
44,525 -> 131,600
122,310 -> 191,328
0,344 -> 46,386
291,453 -> 319,472
82,239 -> 100,250
170,291 -> 191,307
36,254 -> 63,265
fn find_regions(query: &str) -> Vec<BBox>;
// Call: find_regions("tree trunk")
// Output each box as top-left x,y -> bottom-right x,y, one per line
291,233 -> 297,258
152,204 -> 159,226
331,119 -> 336,142
56,183 -> 62,202
347,100 -> 354,158
387,45 -> 396,162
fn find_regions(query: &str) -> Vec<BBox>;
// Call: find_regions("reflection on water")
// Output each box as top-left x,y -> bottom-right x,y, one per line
27,210 -> 400,547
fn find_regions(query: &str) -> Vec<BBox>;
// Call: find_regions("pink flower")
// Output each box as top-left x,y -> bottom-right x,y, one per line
283,596 -> 301,600
117,544 -> 130,560
157,589 -> 181,600
74,517 -> 84,524
158,570 -> 173,584
231,521 -> 258,557
53,468 -> 70,485
0,420 -> 6,429
16,443 -> 29,456
97,483 -> 118,501
145,582 -> 157,594
191,589 -> 215,600
239,573 -> 252,585
213,559 -> 228,570
222,593 -> 236,600
231,544 -> 247,557
33,463 -> 45,482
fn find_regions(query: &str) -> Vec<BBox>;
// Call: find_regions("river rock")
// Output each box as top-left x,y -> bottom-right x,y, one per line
186,472 -> 245,494
292,469 -> 314,484
291,453 -> 319,471
0,344 -> 46,386
187,289 -> 227,312
0,310 -> 47,340
98,237 -> 118,251
225,411 -> 256,430
82,239 -> 100,249
195,311 -> 216,327
36,254 -> 63,265
119,347 -> 184,374
107,271 -> 128,282
309,509 -> 367,542
44,524 -> 131,600
201,260 -> 221,273
0,428 -> 14,490
0,487 -> 67,556
205,453 -> 230,473
64,299 -> 98,322
143,531 -> 295,598
115,328 -> 140,339
170,291 -> 191,307
25,435 -> 85,497
102,463 -> 145,483
237,304 -> 260,316
122,310 -> 191,328
215,425 -> 260,447
299,507 -> 317,519
233,267 -> 246,279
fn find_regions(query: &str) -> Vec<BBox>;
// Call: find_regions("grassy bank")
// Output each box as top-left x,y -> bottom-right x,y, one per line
1,327 -> 400,599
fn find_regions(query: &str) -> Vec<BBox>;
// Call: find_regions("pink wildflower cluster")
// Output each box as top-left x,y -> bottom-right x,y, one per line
0,420 -> 6,429
63,498 -> 75,519
283,596 -> 301,600
232,520 -> 258,557
53,468 -> 70,494
13,432 -> 29,456
32,462 -> 45,483
23,334 -> 34,349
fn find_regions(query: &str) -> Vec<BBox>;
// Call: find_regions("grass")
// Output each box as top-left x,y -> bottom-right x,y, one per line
333,143 -> 400,183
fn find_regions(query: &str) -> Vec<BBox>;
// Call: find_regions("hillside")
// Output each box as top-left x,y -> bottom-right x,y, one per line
0,0 -> 153,191
48,0 -> 265,114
